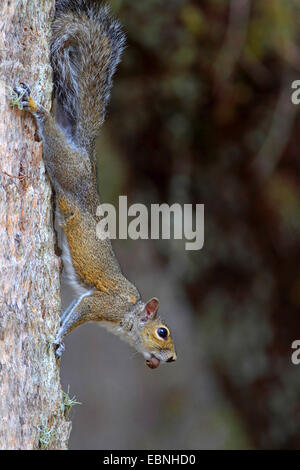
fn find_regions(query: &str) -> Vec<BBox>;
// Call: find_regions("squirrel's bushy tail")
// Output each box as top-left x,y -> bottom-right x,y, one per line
51,0 -> 125,150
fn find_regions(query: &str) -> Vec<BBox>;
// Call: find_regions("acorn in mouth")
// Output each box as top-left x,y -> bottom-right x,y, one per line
145,355 -> 160,369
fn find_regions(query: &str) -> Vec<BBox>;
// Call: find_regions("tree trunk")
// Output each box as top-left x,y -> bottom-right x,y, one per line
0,1 -> 71,449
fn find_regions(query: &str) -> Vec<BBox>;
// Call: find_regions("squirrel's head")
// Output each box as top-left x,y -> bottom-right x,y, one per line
138,298 -> 177,369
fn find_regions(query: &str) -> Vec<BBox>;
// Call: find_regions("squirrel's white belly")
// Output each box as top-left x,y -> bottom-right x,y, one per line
55,209 -> 94,298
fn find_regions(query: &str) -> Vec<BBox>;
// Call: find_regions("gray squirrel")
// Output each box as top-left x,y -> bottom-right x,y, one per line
12,0 -> 176,369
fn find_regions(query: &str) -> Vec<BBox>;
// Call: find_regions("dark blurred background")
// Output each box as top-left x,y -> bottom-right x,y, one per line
60,0 -> 300,449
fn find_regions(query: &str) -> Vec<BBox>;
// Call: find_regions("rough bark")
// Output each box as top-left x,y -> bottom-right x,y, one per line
0,1 -> 71,449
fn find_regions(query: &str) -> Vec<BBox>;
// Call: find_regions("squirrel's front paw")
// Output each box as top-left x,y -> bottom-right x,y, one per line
54,339 -> 65,359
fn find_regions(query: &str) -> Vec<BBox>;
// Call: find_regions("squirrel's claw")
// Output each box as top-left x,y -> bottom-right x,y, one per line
54,322 -> 67,359
54,341 -> 65,359
12,83 -> 31,109
19,82 -> 31,95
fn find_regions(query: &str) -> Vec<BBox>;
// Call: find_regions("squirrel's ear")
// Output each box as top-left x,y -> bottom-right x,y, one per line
144,297 -> 159,320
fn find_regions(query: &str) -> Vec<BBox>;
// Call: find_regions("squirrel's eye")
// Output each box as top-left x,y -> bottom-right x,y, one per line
157,327 -> 168,339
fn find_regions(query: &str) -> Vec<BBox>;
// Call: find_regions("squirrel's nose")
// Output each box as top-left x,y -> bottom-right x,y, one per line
167,355 -> 176,363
